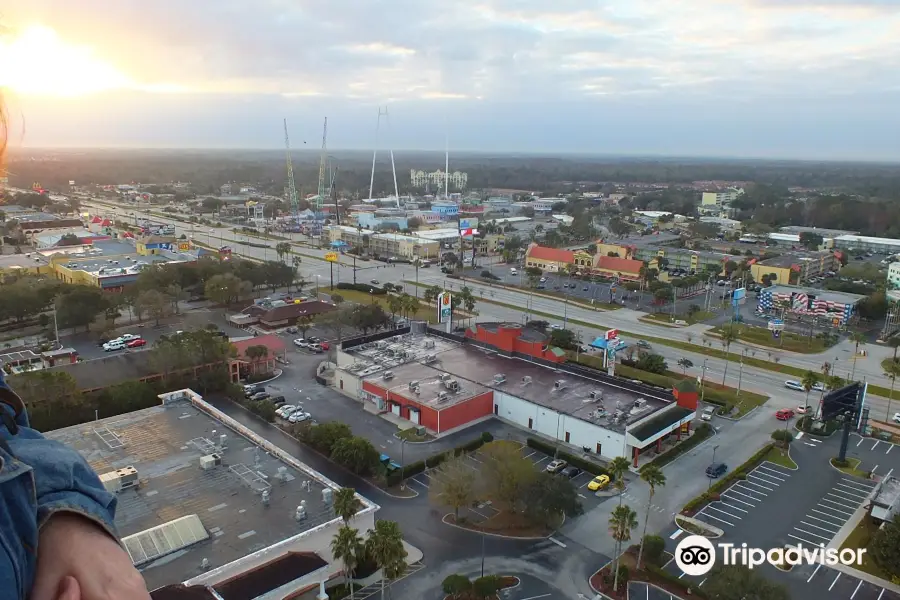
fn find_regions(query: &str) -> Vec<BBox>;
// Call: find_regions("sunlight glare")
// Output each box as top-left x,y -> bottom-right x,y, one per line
0,25 -> 133,96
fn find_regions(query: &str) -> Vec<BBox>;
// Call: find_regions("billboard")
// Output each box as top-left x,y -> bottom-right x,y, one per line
437,292 -> 452,323
604,329 -> 618,341
324,252 -> 339,262
820,382 -> 863,422
459,218 -> 479,231
732,287 -> 746,307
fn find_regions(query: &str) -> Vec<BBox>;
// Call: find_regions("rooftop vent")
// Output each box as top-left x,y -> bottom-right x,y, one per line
589,390 -> 603,400
408,380 -> 419,391
440,372 -> 451,382
437,391 -> 449,402
383,370 -> 394,381
553,380 -> 566,391
522,376 -> 532,386
492,373 -> 507,385
423,354 -> 438,364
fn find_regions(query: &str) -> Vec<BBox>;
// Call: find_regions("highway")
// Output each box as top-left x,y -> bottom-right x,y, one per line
83,200 -> 900,415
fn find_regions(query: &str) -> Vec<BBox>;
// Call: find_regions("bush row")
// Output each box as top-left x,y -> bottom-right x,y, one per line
335,282 -> 388,295
525,437 -> 612,478
682,442 -> 775,514
645,422 -> 714,469
643,565 -> 707,599
386,431 -> 494,486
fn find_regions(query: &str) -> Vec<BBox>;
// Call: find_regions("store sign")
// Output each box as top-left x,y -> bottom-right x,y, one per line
605,329 -> 619,341
178,242 -> 191,251
437,292 -> 453,323
325,252 -> 339,262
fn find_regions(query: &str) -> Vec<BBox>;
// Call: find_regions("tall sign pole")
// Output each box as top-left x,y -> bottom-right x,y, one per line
438,292 -> 453,333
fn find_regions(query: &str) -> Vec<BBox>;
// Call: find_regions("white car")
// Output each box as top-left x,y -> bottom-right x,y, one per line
796,405 -> 812,414
893,413 -> 900,424
550,324 -> 563,330
293,339 -> 310,348
812,382 -> 825,392
119,334 -> 141,342
288,411 -> 312,423
784,380 -> 804,391
539,277 -> 547,283
103,340 -> 126,352
276,405 -> 299,418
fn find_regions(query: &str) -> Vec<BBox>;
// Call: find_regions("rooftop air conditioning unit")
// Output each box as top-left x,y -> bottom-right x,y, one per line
99,466 -> 139,494
589,390 -> 602,400
437,391 -> 449,401
424,339 -> 435,349
440,373 -> 451,382
554,380 -> 565,390
634,398 -> 647,409
383,371 -> 394,380
446,380 -> 460,392
423,354 -> 437,364
493,374 -> 507,385
199,454 -> 222,470
408,380 -> 420,391
522,376 -> 532,386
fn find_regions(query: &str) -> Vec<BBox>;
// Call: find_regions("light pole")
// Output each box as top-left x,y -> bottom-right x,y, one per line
700,358 -> 708,404
315,275 -> 320,298
736,349 -> 748,399
707,444 -> 720,490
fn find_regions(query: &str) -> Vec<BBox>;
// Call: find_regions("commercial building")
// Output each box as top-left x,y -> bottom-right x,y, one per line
889,262 -> 900,290
325,226 -> 440,259
45,388 -> 380,598
757,285 -> 864,326
409,169 -> 468,190
522,243 -> 645,280
0,252 -> 54,279
532,198 -> 565,212
779,226 -> 858,238
748,250 -> 840,286
766,232 -> 835,250
700,188 -> 743,208
699,216 -> 742,231
834,234 -> 900,255
524,244 -> 573,272
430,202 -> 459,218
332,324 -> 698,466
229,299 -> 336,330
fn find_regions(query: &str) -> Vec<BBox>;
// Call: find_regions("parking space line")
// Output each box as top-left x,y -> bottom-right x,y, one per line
533,456 -> 549,465
727,487 -> 762,502
829,572 -> 842,591
804,514 -> 844,529
742,479 -> 775,492
819,500 -> 856,515
857,438 -> 865,447
469,455 -> 484,463
887,445 -> 894,455
670,530 -> 684,540
721,494 -> 756,508
834,487 -> 870,501
877,587 -> 885,600
801,520 -> 840,535
794,527 -> 831,541
830,488 -> 868,503
708,505 -> 744,519
811,507 -> 847,522
872,441 -> 881,452
790,533 -> 824,546
749,472 -> 784,486
841,478 -> 875,491
755,465 -> 788,480
697,511 -> 735,527
715,501 -> 749,513
851,579 -> 863,599
523,451 -> 536,459
824,495 -> 860,511
579,479 -> 591,489
807,564 -> 822,582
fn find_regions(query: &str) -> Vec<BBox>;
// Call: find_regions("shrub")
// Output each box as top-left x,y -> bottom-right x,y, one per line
335,282 -> 387,295
442,574 -> 472,595
330,436 -> 381,476
645,423 -> 714,468
644,565 -> 708,599
481,431 -> 494,443
771,429 -> 794,445
526,437 -> 611,478
308,422 -> 353,454
642,534 -> 666,566
472,575 -> 502,597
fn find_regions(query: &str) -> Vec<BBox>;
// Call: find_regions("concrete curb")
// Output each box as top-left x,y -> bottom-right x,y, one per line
439,512 -> 562,541
243,369 -> 283,386
455,276 -> 619,312
391,431 -> 436,445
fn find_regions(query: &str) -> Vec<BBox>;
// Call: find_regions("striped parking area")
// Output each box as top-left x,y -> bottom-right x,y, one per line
787,476 -> 875,548
692,462 -> 793,530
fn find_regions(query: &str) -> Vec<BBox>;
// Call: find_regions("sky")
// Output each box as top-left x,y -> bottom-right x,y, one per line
1,0 -> 900,160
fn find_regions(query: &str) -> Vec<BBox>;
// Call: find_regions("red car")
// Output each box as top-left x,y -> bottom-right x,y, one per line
320,341 -> 330,351
775,408 -> 795,421
127,338 -> 147,348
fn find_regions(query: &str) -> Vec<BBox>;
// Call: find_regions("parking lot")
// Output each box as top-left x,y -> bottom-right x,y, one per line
844,434 -> 900,479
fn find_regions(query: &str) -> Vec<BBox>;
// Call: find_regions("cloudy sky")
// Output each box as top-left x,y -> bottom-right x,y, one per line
2,0 -> 899,160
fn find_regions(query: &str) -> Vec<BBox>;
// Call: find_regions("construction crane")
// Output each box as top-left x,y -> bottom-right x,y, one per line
283,118 -> 301,226
315,117 -> 327,216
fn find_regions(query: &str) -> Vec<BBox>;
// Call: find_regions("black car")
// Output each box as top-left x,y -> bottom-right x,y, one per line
250,391 -> 271,402
267,395 -> 286,406
244,385 -> 265,398
560,466 -> 583,479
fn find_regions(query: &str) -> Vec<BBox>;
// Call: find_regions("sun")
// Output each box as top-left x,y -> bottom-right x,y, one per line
0,25 -> 133,96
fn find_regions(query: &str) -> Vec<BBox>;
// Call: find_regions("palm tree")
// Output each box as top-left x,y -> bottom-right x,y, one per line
801,370 -> 819,411
720,326 -> 738,385
888,337 -> 900,366
850,332 -> 867,380
275,241 -> 292,263
334,487 -> 358,525
884,361 -> 900,422
608,504 -> 638,593
367,520 -> 408,600
608,456 -> 631,507
677,358 -> 693,374
636,465 -> 666,569
332,525 -> 363,600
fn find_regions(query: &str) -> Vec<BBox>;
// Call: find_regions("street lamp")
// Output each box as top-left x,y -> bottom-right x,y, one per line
315,275 -> 321,298
707,444 -> 720,490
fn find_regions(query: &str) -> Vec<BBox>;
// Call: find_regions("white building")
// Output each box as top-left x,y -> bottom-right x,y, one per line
409,169 -> 468,190
888,262 -> 900,290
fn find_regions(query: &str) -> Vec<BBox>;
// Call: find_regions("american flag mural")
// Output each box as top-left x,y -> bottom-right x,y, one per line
758,290 -> 854,325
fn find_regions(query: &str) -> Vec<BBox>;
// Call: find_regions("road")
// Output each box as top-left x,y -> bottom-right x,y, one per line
82,200 -> 898,394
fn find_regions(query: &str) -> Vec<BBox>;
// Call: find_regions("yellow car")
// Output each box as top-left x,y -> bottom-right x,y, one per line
587,474 -> 611,491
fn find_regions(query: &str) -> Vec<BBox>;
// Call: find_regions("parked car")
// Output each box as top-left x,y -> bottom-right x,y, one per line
550,324 -> 563,330
119,334 -> 141,342
706,462 -> 728,478
700,406 -> 716,421
249,391 -> 270,402
587,474 -> 610,491
126,338 -> 147,348
276,405 -> 299,418
775,408 -> 795,421
893,413 -> 900,424
560,466 -> 582,479
796,405 -> 812,414
293,339 -> 310,348
784,380 -> 804,391
545,459 -> 567,473
320,341 -> 330,351
288,411 -> 312,423
243,385 -> 264,398
370,279 -> 380,284
285,326 -> 298,334
637,340 -> 651,349
103,340 -> 126,352
267,395 -> 286,406
308,344 -> 324,353
812,382 -> 825,392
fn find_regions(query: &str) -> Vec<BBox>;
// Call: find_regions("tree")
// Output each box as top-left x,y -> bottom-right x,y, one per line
871,514 -> 900,578
205,273 -> 248,307
308,422 -> 353,454
331,525 -> 364,600
319,304 -> 355,344
771,429 -> 794,448
165,284 -> 189,315
608,456 -> 631,507
635,353 -> 667,374
135,289 -> 170,326
479,440 -> 538,509
523,471 -> 584,527
636,464 -> 666,569
457,286 -> 477,314
296,314 -> 314,339
801,370 -> 820,408
423,285 -> 442,305
366,520 -> 407,600
350,304 -> 390,335
677,358 -> 694,374
719,326 -> 738,385
275,242 -> 292,263
442,574 -> 473,599
799,232 -> 824,250
333,487 -> 359,525
400,294 -> 420,319
55,286 -> 108,332
549,328 -> 577,350
702,565 -> 790,600
387,294 -> 404,321
430,456 -> 477,521
331,436 -> 381,475
11,370 -> 83,431
608,504 -> 638,593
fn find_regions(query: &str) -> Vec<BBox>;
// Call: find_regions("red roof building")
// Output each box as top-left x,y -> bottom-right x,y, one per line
524,243 -> 575,272
592,255 -> 644,280
231,334 -> 287,376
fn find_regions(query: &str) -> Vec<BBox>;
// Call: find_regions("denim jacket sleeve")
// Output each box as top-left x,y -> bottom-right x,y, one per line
0,379 -> 119,596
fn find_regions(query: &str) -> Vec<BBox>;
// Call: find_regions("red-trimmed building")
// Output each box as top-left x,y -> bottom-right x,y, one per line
524,244 -> 575,272
231,334 -> 287,377
465,322 -> 565,363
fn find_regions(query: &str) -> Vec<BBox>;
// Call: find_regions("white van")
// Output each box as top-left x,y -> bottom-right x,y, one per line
510,267 -> 518,275
103,339 -> 126,352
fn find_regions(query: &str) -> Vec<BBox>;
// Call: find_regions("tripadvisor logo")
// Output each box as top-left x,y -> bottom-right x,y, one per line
674,535 -> 866,576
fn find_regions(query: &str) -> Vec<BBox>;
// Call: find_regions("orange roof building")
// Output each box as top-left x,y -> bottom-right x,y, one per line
524,243 -> 575,272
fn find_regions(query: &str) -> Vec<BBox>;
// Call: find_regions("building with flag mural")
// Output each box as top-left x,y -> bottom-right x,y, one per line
757,285 -> 865,327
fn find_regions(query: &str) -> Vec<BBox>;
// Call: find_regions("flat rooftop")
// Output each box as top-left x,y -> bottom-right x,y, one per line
0,253 -> 51,269
763,285 -> 867,305
780,226 -> 858,237
758,250 -> 833,268
349,335 -> 669,431
45,397 -> 338,591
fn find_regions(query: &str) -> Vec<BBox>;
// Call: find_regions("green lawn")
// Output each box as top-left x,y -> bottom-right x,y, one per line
710,323 -> 831,354
840,518 -> 890,579
395,428 -> 435,442
883,358 -> 900,371
764,446 -> 797,469
644,310 -> 714,325
831,457 -> 869,478
325,288 -> 440,323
